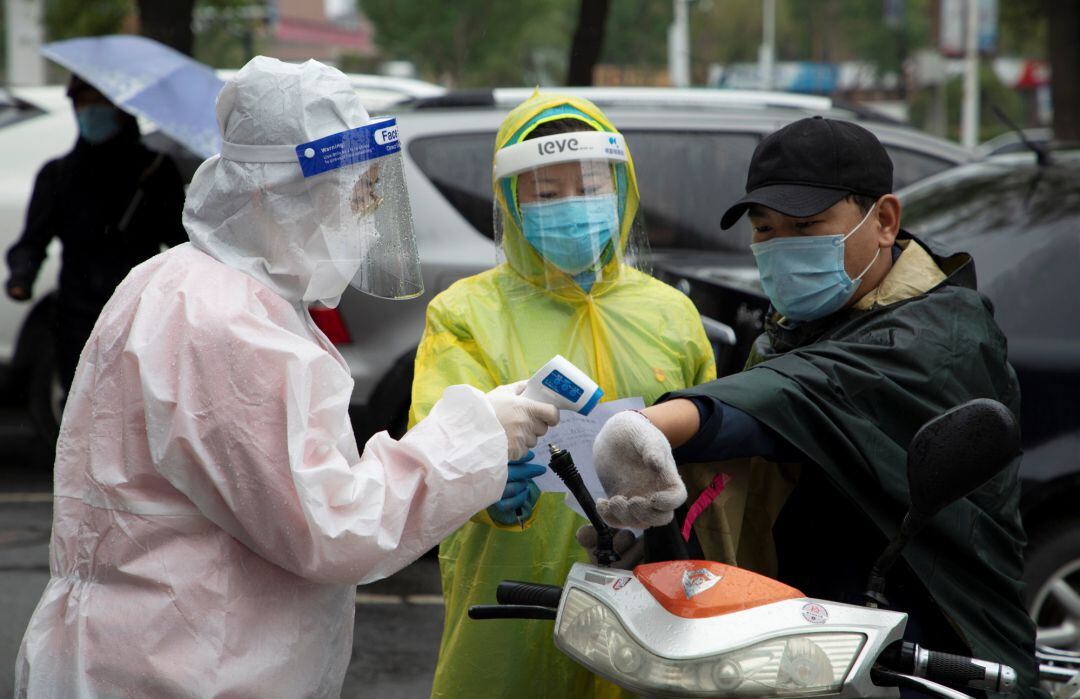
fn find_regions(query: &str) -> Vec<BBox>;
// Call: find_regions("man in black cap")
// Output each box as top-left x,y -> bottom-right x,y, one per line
586,117 -> 1040,696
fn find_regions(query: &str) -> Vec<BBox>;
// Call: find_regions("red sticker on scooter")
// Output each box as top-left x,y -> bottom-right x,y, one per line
801,602 -> 829,624
682,568 -> 724,599
613,577 -> 632,591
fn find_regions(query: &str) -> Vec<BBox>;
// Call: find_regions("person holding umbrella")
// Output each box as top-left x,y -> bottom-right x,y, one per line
4,74 -> 187,393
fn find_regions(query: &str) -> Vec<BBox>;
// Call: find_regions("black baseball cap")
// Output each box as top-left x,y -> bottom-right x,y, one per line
720,116 -> 893,230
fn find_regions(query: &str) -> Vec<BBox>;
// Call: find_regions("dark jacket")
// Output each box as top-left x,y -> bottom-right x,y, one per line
5,118 -> 187,320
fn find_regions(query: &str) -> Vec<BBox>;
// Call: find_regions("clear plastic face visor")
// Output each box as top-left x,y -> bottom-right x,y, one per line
222,117 -> 424,301
492,131 -> 650,291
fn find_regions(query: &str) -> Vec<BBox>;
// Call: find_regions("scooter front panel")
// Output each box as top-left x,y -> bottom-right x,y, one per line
555,563 -> 907,698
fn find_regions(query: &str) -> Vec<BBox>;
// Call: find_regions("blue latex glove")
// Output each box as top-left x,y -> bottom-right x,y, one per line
488,451 -> 547,526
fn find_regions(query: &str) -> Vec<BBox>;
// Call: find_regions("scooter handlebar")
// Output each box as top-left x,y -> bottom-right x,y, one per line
468,604 -> 557,621
884,641 -> 1017,694
918,646 -> 1017,695
546,444 -> 619,566
496,581 -> 563,609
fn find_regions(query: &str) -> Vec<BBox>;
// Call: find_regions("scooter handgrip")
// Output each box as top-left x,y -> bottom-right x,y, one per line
496,581 -> 563,609
468,604 -> 557,621
917,646 -> 1017,694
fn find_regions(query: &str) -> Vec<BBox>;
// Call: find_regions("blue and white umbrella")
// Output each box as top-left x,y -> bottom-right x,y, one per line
42,35 -> 224,159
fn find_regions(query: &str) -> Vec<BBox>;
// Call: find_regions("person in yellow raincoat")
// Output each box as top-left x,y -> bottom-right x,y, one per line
409,92 -> 716,698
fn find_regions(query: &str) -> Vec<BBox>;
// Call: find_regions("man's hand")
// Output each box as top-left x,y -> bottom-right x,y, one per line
594,411 -> 686,529
6,283 -> 30,302
576,524 -> 644,570
486,381 -> 560,461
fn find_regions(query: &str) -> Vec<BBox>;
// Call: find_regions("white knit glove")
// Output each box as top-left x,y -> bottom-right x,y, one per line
594,411 -> 686,529
486,381 -> 560,461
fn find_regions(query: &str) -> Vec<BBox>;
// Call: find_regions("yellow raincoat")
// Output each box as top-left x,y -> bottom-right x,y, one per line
410,93 -> 716,698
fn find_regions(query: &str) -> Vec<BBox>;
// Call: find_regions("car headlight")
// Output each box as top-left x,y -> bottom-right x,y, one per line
557,589 -> 866,698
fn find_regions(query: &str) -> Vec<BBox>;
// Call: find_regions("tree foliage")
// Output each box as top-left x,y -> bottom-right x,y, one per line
359,0 -> 574,86
687,0 -> 933,79
44,0 -> 129,41
193,0 -> 268,68
599,0 -> 670,68
998,0 -> 1046,58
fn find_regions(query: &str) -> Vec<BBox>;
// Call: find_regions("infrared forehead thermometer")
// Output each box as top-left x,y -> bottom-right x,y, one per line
514,355 -> 602,529
523,355 -> 603,416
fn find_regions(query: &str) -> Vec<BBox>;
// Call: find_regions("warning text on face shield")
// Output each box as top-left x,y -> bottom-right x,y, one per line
296,119 -> 400,178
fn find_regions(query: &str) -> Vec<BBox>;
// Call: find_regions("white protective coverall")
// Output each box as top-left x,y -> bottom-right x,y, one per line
15,57 -> 509,698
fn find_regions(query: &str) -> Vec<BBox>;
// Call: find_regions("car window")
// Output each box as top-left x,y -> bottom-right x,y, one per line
901,162 -> 1080,348
408,132 -> 497,238
885,146 -> 956,191
409,129 -> 759,252
623,130 -> 759,252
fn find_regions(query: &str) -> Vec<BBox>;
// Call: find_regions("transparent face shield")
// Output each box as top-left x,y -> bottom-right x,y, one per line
294,117 -> 423,301
493,131 -> 651,293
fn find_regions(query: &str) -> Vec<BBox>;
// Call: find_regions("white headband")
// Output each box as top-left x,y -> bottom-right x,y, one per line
494,131 -> 628,179
219,141 -> 298,163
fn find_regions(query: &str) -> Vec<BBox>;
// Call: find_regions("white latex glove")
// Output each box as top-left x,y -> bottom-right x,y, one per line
486,381 -> 561,461
594,410 -> 687,529
576,524 -> 645,570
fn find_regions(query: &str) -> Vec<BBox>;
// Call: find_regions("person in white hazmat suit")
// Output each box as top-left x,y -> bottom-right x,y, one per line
15,56 -> 559,698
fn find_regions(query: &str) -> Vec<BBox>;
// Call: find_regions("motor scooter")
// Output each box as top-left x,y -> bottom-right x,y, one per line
470,399 -> 1080,698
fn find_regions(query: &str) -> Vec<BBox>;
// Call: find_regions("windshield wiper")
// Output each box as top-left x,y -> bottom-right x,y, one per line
990,103 -> 1052,167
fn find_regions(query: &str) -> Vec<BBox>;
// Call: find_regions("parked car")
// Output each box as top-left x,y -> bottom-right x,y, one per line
660,149 -> 1080,654
900,150 -> 1080,654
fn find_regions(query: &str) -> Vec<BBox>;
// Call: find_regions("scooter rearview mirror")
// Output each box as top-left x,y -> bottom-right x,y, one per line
906,398 -> 1020,520
865,399 -> 1020,607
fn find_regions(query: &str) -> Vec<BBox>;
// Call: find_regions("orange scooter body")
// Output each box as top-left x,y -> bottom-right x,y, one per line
634,559 -> 804,619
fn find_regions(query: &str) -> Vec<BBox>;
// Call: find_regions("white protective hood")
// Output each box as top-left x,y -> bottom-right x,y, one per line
184,56 -> 371,307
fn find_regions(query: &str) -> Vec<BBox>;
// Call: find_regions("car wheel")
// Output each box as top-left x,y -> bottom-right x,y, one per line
27,338 -> 62,450
1025,518 -> 1080,652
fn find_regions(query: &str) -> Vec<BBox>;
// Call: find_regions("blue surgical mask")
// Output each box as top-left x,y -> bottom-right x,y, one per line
520,194 -> 619,275
76,105 -> 122,144
750,203 -> 880,322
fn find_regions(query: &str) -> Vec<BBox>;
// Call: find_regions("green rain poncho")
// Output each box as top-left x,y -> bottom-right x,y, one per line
668,236 -> 1040,697
409,93 -> 715,698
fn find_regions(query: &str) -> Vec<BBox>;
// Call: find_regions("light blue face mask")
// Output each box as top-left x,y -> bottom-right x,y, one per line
76,105 -> 122,144
750,203 -> 880,322
520,193 -> 619,275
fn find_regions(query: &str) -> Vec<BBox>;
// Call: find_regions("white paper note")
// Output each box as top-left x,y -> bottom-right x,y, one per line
532,396 -> 645,519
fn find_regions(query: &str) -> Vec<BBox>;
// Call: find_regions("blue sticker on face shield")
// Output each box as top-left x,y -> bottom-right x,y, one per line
296,118 -> 400,178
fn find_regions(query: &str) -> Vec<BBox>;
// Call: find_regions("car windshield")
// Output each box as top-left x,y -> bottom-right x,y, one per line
0,90 -> 43,129
901,155 -> 1080,353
